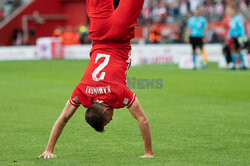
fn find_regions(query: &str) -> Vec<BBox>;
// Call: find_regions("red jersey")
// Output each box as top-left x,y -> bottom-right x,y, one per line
70,0 -> 144,109
222,16 -> 231,41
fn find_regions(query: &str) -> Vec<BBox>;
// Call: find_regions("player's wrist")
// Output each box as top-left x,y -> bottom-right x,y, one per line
145,150 -> 153,155
45,147 -> 54,153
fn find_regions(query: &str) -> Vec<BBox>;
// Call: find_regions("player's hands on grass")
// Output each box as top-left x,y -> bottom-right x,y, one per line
39,151 -> 57,159
140,153 -> 153,158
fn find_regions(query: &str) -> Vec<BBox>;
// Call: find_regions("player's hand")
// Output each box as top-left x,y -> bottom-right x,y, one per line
140,153 -> 154,158
39,151 -> 57,159
203,37 -> 207,43
185,38 -> 189,43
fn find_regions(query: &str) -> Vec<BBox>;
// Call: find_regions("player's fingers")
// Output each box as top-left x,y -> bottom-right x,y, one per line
139,155 -> 153,158
39,154 -> 43,158
51,154 -> 57,158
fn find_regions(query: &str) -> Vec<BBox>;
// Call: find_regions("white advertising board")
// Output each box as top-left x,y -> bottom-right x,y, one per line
0,46 -> 36,61
64,45 -> 91,59
0,44 -> 249,69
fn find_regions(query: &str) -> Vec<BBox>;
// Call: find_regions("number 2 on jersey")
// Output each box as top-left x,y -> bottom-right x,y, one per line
92,54 -> 110,81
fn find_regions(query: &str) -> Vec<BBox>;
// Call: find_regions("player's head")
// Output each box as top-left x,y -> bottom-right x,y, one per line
85,102 -> 114,132
194,8 -> 200,16
227,7 -> 237,17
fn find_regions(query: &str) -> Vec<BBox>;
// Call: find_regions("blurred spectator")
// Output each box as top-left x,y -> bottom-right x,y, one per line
0,0 -> 28,22
12,0 -> 22,11
53,26 -> 64,39
151,3 -> 167,23
215,0 -> 224,15
149,23 -> 161,43
0,7 -> 4,21
62,26 -> 76,45
52,25 -> 91,45
79,25 -> 91,44
202,1 -> 214,16
240,0 -> 250,20
189,0 -> 202,12
179,0 -> 190,16
169,0 -> 180,18
12,29 -> 24,46
207,26 -> 218,43
173,24 -> 182,43
4,0 -> 13,17
28,27 -> 36,45
142,0 -> 152,21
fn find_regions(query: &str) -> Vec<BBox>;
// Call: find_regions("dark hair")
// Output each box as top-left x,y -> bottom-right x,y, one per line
85,103 -> 106,132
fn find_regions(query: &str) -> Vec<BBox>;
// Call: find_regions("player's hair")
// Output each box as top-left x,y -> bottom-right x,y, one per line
85,103 -> 106,132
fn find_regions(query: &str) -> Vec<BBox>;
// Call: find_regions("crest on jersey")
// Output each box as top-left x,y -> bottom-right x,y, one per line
123,98 -> 129,105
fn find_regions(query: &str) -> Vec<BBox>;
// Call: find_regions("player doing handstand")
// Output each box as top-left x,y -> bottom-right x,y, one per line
39,0 -> 153,159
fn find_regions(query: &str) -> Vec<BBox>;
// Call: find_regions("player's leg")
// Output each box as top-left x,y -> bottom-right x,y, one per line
235,38 -> 246,69
86,0 -> 114,18
201,37 -> 208,64
223,44 -> 232,64
238,51 -> 246,69
112,0 -> 144,29
199,37 -> 207,69
190,37 -> 197,69
230,38 -> 238,69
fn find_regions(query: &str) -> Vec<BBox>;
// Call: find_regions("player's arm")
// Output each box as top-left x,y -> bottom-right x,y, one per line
128,97 -> 153,158
238,20 -> 245,38
203,27 -> 208,43
185,19 -> 191,43
39,101 -> 78,159
185,28 -> 191,43
203,19 -> 208,43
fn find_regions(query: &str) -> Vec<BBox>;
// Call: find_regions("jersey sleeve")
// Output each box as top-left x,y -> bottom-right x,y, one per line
203,17 -> 208,28
123,88 -> 136,108
238,19 -> 245,37
69,86 -> 82,107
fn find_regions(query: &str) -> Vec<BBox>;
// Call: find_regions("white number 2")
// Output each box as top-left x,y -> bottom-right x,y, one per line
92,54 -> 110,81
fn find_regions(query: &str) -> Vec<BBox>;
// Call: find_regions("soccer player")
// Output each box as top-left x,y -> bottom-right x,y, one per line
222,7 -> 232,65
39,0 -> 153,159
185,8 -> 208,70
227,7 -> 247,70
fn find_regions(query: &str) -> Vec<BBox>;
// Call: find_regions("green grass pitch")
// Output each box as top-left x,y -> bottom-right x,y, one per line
0,60 -> 249,166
